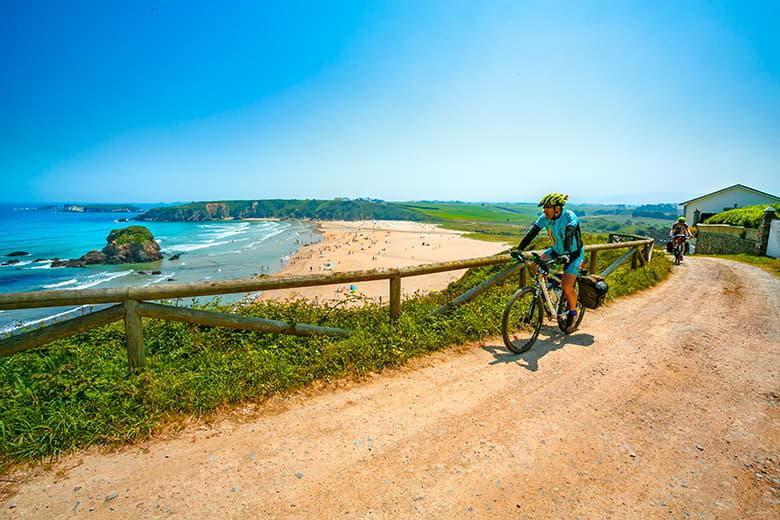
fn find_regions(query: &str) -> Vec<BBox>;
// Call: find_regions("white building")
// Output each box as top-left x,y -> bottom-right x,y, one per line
680,184 -> 780,225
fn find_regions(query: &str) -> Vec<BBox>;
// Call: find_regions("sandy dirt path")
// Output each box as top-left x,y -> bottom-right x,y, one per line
2,257 -> 778,519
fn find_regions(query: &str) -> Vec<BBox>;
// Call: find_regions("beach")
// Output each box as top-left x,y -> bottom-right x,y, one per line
259,220 -> 511,302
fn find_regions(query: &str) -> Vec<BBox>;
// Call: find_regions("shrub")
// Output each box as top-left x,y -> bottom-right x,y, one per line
704,205 -> 776,228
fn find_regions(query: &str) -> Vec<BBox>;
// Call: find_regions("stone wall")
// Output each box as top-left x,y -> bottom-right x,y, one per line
695,225 -> 760,255
694,209 -> 776,255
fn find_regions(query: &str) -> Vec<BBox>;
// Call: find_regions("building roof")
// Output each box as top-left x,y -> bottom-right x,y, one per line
680,184 -> 780,205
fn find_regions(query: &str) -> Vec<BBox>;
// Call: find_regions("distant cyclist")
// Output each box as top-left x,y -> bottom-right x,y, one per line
669,216 -> 692,240
669,216 -> 693,260
512,193 -> 584,332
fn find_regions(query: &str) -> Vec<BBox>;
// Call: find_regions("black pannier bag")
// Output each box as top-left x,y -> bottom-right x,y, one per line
666,241 -> 673,253
578,275 -> 609,309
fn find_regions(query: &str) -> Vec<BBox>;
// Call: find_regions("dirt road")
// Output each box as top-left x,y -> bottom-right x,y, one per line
3,257 -> 779,519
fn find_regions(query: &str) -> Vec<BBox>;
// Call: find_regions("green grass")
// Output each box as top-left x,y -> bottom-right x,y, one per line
699,253 -> 780,278
0,252 -> 672,473
394,202 -> 538,225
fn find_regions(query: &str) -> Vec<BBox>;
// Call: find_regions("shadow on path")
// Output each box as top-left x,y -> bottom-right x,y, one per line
482,328 -> 595,372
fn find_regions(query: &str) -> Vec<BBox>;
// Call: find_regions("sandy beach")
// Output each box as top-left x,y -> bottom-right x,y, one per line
258,220 -> 511,303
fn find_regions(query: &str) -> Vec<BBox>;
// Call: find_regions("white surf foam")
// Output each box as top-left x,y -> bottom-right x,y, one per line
2,260 -> 33,267
209,224 -> 251,240
43,278 -> 79,289
173,240 -> 231,252
245,228 -> 287,249
71,270 -> 133,290
0,305 -> 91,334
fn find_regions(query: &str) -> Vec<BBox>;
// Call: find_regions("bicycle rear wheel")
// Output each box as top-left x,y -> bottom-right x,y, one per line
674,246 -> 682,265
502,287 -> 543,354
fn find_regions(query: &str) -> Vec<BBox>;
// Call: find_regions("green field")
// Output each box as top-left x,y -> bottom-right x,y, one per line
394,202 -> 538,225
391,201 -> 675,243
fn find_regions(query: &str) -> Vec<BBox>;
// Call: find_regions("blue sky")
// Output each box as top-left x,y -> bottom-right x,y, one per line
1,0 -> 778,204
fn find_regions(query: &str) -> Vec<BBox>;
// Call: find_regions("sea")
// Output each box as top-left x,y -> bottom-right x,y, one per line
0,203 -> 321,334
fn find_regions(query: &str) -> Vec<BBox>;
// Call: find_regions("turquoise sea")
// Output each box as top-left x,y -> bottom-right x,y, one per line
0,203 -> 321,333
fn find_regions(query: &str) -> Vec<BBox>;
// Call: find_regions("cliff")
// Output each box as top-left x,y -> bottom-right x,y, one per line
135,199 -> 425,222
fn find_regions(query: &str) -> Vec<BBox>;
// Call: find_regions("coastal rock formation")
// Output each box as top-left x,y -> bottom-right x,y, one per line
51,259 -> 86,268
6,251 -> 30,257
97,226 -> 162,264
52,226 -> 162,268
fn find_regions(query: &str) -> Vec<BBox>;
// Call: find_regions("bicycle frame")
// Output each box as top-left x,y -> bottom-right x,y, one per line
518,254 -> 563,319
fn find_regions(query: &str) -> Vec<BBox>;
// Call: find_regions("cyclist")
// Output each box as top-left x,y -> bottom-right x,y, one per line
669,216 -> 693,257
512,193 -> 584,332
669,216 -> 692,239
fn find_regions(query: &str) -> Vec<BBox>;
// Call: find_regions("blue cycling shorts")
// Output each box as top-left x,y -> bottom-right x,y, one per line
542,248 -> 585,276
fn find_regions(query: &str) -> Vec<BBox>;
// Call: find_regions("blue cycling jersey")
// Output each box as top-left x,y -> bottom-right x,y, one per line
534,209 -> 581,256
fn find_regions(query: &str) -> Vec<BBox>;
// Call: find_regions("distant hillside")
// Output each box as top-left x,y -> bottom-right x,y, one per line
631,203 -> 677,220
137,199 -> 426,222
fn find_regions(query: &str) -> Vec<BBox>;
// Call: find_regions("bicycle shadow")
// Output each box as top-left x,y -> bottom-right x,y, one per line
482,328 -> 595,372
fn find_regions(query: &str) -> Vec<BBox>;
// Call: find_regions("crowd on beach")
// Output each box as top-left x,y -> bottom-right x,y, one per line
256,221 -> 508,303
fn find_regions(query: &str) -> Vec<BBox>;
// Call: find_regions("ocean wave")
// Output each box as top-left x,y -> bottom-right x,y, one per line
172,240 -> 231,252
143,271 -> 174,287
0,305 -> 91,334
245,228 -> 287,249
208,225 -> 251,240
30,261 -> 53,269
43,278 -> 79,289
1,260 -> 33,267
70,270 -> 133,290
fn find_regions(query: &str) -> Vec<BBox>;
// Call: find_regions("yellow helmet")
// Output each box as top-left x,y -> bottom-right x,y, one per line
538,193 -> 568,207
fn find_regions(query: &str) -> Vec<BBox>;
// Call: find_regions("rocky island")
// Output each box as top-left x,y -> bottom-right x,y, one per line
62,204 -> 141,213
52,226 -> 162,267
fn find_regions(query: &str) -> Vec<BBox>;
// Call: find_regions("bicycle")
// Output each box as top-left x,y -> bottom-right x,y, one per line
502,252 -> 585,354
671,234 -> 687,265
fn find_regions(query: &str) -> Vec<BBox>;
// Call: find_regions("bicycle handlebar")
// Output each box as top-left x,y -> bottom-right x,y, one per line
511,251 -> 559,275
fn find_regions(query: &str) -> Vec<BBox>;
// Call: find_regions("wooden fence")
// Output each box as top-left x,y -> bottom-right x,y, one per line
0,236 -> 654,370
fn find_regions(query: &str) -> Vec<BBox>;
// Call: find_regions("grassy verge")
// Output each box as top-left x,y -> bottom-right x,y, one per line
0,252 -> 671,473
698,253 -> 780,278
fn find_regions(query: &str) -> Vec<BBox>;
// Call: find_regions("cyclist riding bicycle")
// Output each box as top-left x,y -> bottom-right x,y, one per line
670,216 -> 692,240
511,193 -> 584,333
669,216 -> 693,255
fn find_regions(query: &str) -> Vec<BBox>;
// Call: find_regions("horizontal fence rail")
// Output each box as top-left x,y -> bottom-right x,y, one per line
0,237 -> 654,370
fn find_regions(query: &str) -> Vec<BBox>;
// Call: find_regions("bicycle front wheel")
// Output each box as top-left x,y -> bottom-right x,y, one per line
502,287 -> 543,354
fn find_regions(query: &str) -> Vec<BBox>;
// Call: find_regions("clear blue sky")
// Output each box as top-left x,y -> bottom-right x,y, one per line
2,0 -> 778,204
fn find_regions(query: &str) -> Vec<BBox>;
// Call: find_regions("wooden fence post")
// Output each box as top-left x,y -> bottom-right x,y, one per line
124,300 -> 145,370
389,273 -> 401,321
631,248 -> 639,269
589,250 -> 598,275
